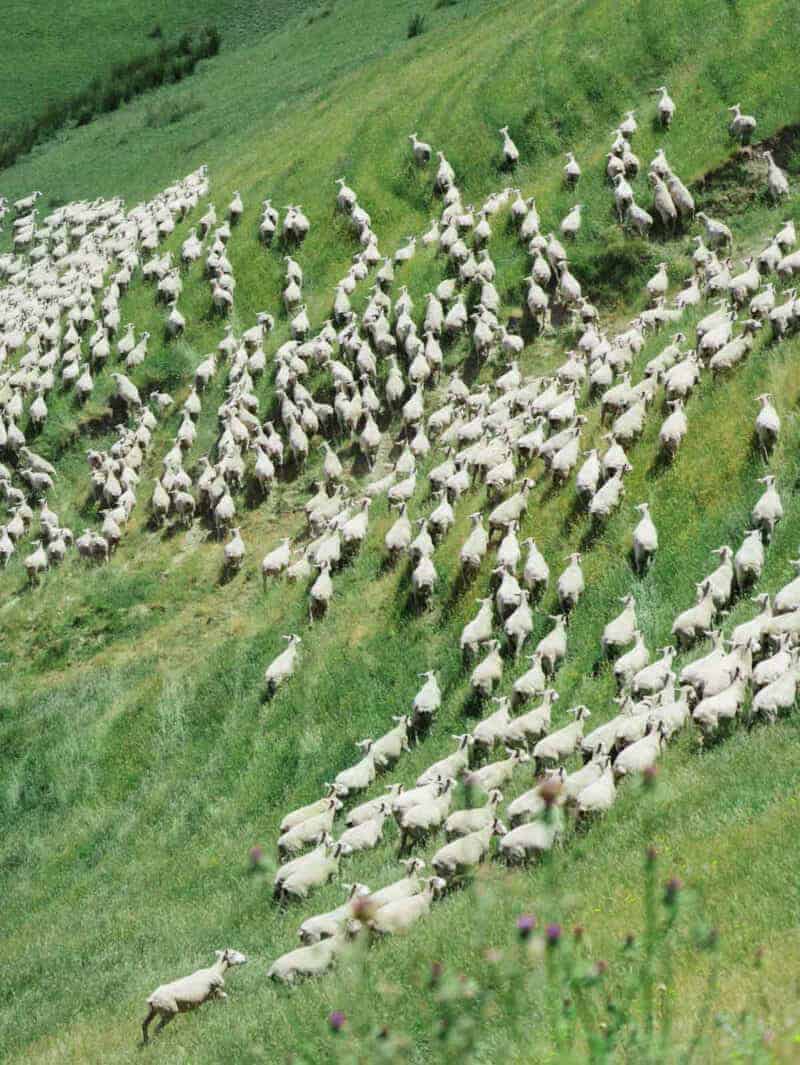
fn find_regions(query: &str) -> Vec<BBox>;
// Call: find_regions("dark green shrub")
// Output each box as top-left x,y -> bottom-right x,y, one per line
408,13 -> 427,37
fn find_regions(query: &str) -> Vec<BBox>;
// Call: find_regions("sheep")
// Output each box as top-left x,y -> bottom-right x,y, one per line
709,319 -> 762,373
367,876 -> 447,935
697,211 -> 732,249
632,646 -> 676,697
333,742 -> 377,797
692,670 -> 747,736
753,634 -> 793,690
590,467 -> 629,522
775,558 -> 800,615
371,716 -> 412,771
412,555 -> 438,606
728,104 -> 757,143
659,400 -> 688,458
432,818 -> 506,879
632,502 -> 658,573
704,546 -> 735,609
409,133 -> 432,165
385,505 -> 412,558
665,171 -> 695,221
339,802 -> 392,855
536,614 -> 568,676
278,841 -> 345,901
533,705 -> 591,768
488,478 -> 535,535
471,639 -> 504,698
679,630 -> 726,693
556,552 -> 584,613
465,748 -> 529,795
398,779 -> 456,852
734,529 -> 765,590
499,809 -> 563,864
472,697 -> 513,753
564,152 -> 582,187
626,200 -> 654,237
416,734 -> 474,788
751,652 -> 800,723
647,262 -> 669,303
280,786 -> 339,834
602,595 -> 638,657
298,883 -> 371,945
649,173 -> 677,232
268,932 -> 350,984
499,126 -> 519,167
653,86 -> 675,127
363,859 -> 428,912
224,527 -> 245,573
278,797 -> 343,858
412,670 -> 442,731
264,634 -> 302,694
560,203 -> 583,240
614,722 -> 667,777
574,760 -> 617,815
563,753 -> 611,804
751,475 -> 783,542
730,593 -> 772,651
444,789 -> 504,841
24,541 -> 48,585
460,513 -> 489,573
614,630 -> 650,688
142,949 -> 247,1042
521,538 -> 549,595
672,582 -> 716,648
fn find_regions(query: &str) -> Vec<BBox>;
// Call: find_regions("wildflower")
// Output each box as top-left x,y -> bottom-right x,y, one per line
646,844 -> 658,866
329,1010 -> 346,1033
572,924 -> 584,942
517,914 -> 537,940
248,845 -> 263,868
643,765 -> 658,789
430,961 -> 444,985
540,775 -> 563,807
595,959 -> 608,976
546,923 -> 562,948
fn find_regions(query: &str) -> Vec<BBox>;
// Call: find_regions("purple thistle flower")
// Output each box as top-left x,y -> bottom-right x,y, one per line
328,1010 -> 346,1033
248,845 -> 263,867
517,913 -> 537,939
546,922 -> 562,947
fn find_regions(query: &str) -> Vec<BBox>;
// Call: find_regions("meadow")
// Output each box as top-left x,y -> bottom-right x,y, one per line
2,0 -> 800,1060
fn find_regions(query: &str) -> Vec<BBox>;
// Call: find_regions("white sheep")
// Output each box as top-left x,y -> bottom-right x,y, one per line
264,634 -> 302,693
557,552 -> 584,613
367,876 -> 447,934
432,818 -> 506,878
333,742 -> 377,797
671,582 -> 716,648
533,705 -> 591,767
602,595 -> 637,656
298,883 -> 371,944
471,639 -> 504,697
339,802 -> 391,854
499,809 -> 563,864
632,503 -> 658,572
268,932 -> 349,984
751,475 -> 783,542
728,103 -> 757,143
734,529 -> 765,590
613,722 -> 667,777
416,735 -> 473,787
142,949 -> 247,1042
412,670 -> 442,730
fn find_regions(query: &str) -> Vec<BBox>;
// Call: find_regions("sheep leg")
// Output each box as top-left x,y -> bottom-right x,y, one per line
154,1011 -> 177,1037
141,1006 -> 157,1044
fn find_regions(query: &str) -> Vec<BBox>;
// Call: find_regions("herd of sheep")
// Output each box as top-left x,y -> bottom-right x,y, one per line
1,86 -> 799,1040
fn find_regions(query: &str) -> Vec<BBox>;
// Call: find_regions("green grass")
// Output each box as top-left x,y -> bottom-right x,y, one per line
2,0 -> 800,1060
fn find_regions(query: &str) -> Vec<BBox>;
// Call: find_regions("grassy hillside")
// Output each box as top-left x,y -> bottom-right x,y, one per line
2,0 -> 800,1061
0,0 -> 313,128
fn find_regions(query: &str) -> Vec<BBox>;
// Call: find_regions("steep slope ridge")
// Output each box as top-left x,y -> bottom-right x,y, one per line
2,0 -> 800,1061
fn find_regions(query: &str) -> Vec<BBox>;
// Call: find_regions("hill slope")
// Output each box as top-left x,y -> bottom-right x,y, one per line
2,0 -> 800,1061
